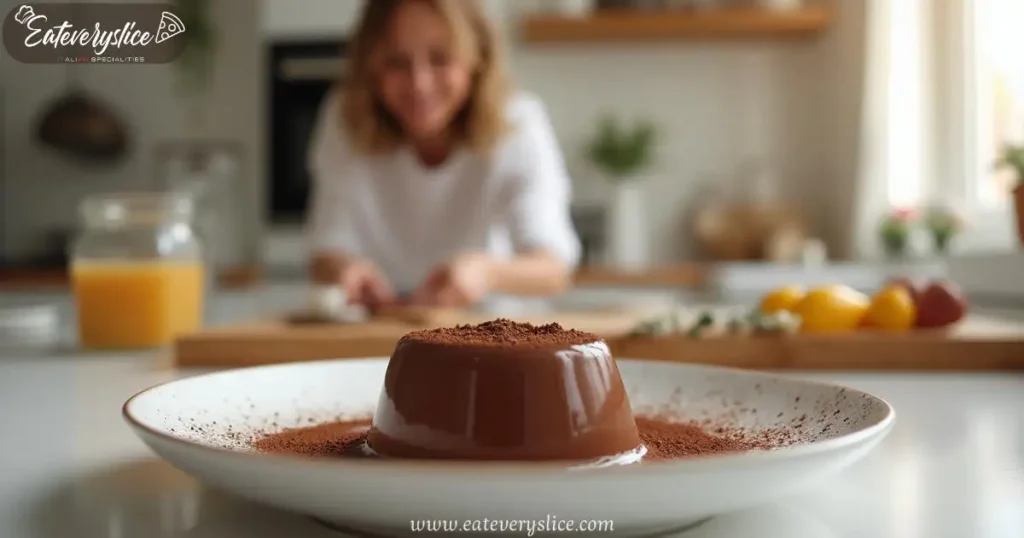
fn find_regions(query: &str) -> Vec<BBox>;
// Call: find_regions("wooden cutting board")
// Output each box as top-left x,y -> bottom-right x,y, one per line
174,308 -> 652,368
613,315 -> 1024,371
174,311 -> 1024,371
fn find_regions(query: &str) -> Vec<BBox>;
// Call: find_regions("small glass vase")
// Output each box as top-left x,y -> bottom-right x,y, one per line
159,142 -> 241,279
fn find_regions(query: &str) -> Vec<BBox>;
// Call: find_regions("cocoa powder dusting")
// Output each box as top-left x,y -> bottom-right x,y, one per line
634,417 -> 770,460
252,416 -> 776,462
252,419 -> 371,458
400,319 -> 601,348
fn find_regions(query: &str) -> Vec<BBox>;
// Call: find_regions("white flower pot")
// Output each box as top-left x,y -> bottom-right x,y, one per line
605,183 -> 650,272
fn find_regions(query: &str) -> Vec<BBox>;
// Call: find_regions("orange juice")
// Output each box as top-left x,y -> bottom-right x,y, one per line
72,261 -> 205,349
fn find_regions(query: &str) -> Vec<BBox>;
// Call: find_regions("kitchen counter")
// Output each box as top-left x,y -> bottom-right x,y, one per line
0,258 -> 949,295
0,264 -> 710,291
1,354 -> 1021,537
1,285 -> 1023,537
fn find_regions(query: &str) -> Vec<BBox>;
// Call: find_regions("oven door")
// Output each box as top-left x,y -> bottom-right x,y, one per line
269,41 -> 347,225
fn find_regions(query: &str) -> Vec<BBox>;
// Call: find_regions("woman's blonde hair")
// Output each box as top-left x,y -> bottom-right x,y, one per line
342,0 -> 512,155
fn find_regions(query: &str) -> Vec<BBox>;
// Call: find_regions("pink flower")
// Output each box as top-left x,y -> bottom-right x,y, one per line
892,208 -> 917,221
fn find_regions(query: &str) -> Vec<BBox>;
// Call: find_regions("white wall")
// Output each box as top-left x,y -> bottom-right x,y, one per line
1,0 -> 265,265
513,45 -> 813,261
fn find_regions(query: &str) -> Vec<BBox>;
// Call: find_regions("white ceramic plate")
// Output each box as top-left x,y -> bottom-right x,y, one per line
124,359 -> 894,537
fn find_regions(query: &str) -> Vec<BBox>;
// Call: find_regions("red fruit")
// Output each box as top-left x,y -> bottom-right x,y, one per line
916,281 -> 968,328
886,276 -> 926,306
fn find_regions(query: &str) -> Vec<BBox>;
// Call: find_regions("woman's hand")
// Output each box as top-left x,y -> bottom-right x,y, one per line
411,253 -> 495,307
310,254 -> 394,308
342,259 -> 395,308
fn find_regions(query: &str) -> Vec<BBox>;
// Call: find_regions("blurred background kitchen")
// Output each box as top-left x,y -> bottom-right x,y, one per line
2,0 -> 1023,342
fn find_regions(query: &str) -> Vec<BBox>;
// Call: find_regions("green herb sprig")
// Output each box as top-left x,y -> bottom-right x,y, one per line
171,0 -> 219,96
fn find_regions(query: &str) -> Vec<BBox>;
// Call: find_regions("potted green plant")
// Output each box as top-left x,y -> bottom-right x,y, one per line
923,204 -> 966,255
586,115 -> 658,270
587,115 -> 657,181
172,0 -> 218,96
171,0 -> 218,132
878,207 -> 917,258
996,142 -> 1024,246
166,0 -> 228,273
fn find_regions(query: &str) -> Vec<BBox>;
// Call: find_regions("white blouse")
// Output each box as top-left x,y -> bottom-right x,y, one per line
305,90 -> 581,296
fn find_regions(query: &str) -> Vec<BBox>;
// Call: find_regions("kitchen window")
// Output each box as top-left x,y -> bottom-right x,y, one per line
884,0 -> 1023,252
970,0 -> 1023,210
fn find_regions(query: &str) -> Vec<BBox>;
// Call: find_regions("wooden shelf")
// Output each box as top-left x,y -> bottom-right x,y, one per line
521,6 -> 833,43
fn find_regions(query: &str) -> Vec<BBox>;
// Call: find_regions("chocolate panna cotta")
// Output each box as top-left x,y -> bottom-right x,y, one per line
365,319 -> 646,464
252,319 -> 779,462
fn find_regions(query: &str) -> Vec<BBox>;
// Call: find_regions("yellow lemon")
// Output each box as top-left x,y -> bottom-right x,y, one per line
863,285 -> 917,331
792,285 -> 870,334
760,285 -> 806,314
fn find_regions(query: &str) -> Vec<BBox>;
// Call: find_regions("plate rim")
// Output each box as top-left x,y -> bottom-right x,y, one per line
123,358 -> 896,476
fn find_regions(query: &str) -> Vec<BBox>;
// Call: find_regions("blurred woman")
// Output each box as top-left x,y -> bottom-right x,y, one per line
306,0 -> 580,309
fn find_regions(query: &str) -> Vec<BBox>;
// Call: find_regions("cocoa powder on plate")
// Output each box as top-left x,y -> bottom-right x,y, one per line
401,318 -> 600,348
251,417 -> 773,461
253,419 -> 371,458
634,417 -> 770,460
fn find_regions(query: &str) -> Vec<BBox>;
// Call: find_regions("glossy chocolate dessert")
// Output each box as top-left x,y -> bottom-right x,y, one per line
366,319 -> 644,464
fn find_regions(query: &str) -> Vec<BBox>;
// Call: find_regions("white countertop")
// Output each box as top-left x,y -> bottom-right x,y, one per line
1,285 -> 1023,537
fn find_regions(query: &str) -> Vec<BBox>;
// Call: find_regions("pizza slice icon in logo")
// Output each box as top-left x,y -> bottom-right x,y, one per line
155,11 -> 186,44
